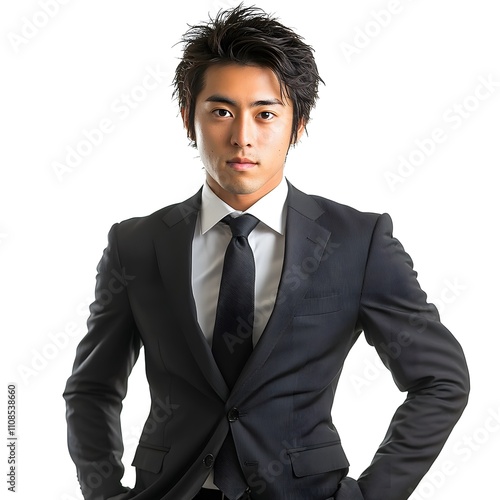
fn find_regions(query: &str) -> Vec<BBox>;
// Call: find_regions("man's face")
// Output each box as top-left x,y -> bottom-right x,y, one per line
189,63 -> 304,210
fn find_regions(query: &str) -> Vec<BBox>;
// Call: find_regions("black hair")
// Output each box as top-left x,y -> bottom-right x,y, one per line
173,4 -> 323,146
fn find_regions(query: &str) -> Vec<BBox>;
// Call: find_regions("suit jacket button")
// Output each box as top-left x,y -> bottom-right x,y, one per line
227,407 -> 239,422
203,454 -> 214,468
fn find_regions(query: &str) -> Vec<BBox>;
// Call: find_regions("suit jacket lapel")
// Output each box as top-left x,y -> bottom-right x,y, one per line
153,183 -> 331,402
154,189 -> 229,402
233,183 -> 332,395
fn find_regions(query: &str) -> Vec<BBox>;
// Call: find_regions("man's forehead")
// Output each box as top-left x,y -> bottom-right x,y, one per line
199,64 -> 290,105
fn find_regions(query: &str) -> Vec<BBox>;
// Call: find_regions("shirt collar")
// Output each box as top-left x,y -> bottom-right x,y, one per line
200,177 -> 289,235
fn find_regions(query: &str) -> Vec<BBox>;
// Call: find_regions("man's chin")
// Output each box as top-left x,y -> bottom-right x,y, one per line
212,177 -> 262,197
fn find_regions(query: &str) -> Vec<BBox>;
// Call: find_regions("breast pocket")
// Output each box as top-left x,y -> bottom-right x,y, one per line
294,293 -> 342,317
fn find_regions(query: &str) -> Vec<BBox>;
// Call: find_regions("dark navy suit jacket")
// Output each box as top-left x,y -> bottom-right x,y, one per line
64,183 -> 469,500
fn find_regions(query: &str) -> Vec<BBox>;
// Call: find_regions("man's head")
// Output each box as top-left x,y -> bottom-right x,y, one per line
173,4 -> 322,147
173,4 -> 323,210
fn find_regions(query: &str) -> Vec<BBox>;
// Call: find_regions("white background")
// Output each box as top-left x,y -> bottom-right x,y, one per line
1,0 -> 499,498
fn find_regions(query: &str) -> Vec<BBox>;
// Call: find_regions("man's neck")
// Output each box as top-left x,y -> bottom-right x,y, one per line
206,175 -> 284,212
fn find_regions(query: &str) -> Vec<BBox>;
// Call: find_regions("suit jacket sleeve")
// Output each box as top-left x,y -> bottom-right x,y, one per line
356,213 -> 469,500
63,223 -> 141,500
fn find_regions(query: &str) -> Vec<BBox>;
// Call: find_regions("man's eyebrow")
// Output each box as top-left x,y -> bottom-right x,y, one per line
205,95 -> 284,107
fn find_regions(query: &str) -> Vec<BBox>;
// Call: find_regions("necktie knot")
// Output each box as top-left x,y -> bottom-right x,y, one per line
223,214 -> 259,239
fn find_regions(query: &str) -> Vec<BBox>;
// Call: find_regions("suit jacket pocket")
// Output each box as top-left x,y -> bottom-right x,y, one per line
294,293 -> 342,317
131,444 -> 170,473
287,441 -> 349,477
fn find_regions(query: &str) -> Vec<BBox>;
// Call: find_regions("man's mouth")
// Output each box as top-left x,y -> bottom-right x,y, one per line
227,157 -> 257,171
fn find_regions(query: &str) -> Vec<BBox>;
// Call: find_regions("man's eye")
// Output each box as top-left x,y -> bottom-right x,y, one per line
214,109 -> 231,117
259,111 -> 274,120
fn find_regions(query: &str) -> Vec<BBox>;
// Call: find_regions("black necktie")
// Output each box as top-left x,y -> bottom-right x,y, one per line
212,214 -> 259,499
212,213 -> 259,389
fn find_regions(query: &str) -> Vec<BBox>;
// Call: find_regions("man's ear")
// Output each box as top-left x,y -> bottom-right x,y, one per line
180,107 -> 195,143
294,118 -> 307,144
180,107 -> 189,131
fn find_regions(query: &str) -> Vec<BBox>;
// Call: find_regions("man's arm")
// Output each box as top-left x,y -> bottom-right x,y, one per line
63,223 -> 141,500
356,213 -> 470,500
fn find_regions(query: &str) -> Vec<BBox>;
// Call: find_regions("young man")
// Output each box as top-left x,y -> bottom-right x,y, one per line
64,5 -> 469,500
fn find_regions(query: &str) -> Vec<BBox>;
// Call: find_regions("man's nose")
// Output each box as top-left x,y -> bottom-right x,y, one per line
230,114 -> 254,147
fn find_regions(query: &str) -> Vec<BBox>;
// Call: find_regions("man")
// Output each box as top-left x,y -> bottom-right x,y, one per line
63,5 -> 469,500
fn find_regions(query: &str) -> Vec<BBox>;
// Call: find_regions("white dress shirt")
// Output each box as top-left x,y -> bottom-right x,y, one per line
191,178 -> 288,491
191,178 -> 288,347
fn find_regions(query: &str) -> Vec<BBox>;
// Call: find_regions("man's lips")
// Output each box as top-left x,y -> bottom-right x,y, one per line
227,157 -> 257,171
